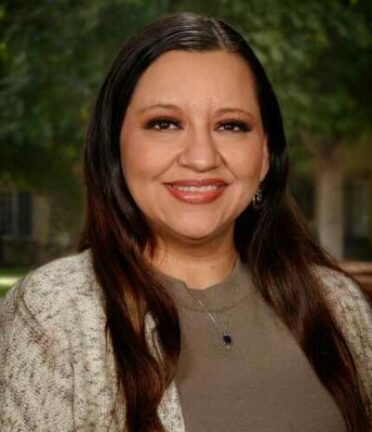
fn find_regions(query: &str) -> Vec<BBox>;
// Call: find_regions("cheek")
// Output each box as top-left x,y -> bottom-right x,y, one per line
121,147 -> 149,177
120,136 -> 174,193
120,127 -> 150,177
224,143 -> 266,181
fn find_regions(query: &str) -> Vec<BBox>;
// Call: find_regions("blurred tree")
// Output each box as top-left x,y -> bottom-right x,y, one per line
0,0 -> 168,187
167,0 -> 372,258
0,0 -> 167,234
1,0 -> 371,257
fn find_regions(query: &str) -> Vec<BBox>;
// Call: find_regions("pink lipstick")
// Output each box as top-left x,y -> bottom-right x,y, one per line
164,178 -> 228,204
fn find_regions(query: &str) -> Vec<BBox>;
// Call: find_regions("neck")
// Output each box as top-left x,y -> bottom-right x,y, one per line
150,234 -> 238,290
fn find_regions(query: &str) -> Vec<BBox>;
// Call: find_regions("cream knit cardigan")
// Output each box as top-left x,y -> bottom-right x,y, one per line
0,249 -> 371,431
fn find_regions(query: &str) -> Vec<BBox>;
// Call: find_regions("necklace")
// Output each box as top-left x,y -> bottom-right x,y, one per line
184,276 -> 237,350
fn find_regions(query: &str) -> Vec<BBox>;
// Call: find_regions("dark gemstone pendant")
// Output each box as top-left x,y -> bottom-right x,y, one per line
222,333 -> 233,348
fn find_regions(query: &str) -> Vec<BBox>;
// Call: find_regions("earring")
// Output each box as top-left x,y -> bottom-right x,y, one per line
252,185 -> 263,209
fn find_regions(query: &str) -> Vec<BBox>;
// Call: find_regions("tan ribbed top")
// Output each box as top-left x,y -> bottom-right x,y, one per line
160,258 -> 347,431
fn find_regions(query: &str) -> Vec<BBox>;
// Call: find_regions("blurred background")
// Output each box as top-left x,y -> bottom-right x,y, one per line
1,0 -> 372,295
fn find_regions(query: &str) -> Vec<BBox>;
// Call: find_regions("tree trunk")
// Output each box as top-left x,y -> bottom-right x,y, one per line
315,166 -> 344,259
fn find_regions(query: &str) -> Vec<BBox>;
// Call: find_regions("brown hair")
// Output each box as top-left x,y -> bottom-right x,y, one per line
78,12 -> 369,431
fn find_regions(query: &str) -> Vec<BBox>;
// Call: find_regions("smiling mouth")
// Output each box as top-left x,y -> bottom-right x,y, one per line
169,184 -> 223,192
164,180 -> 228,204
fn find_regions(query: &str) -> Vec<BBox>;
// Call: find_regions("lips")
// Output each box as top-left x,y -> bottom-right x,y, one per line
164,178 -> 228,204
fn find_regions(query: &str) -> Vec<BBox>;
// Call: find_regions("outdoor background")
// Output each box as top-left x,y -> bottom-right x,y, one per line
1,0 -> 372,295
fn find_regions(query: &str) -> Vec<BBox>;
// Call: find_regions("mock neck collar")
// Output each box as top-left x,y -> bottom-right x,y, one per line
156,257 -> 252,312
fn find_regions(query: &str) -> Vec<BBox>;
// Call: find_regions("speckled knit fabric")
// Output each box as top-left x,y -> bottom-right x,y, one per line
0,249 -> 371,431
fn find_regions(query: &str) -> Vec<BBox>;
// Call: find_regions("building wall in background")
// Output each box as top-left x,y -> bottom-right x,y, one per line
0,191 -> 74,266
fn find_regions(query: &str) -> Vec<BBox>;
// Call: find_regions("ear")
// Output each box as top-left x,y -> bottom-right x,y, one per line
259,135 -> 270,181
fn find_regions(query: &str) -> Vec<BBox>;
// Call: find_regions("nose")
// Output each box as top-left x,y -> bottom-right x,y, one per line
178,126 -> 221,172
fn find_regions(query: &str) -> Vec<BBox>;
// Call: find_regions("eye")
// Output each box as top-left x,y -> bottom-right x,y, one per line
217,120 -> 251,133
145,117 -> 181,131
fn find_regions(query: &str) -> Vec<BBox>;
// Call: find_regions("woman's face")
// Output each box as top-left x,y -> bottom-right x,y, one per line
120,49 -> 269,248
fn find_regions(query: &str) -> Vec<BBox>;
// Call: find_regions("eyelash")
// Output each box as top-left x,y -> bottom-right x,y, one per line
220,121 -> 251,133
144,117 -> 251,133
145,117 -> 181,131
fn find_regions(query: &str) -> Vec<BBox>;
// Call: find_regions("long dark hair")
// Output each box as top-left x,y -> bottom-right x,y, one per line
78,12 -> 368,431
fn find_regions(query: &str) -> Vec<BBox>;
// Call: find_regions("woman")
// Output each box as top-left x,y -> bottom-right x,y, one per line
0,12 -> 371,432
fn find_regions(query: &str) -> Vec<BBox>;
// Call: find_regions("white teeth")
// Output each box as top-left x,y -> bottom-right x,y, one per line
172,185 -> 221,192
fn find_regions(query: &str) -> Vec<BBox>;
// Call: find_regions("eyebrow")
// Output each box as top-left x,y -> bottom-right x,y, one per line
137,103 -> 255,118
138,103 -> 181,113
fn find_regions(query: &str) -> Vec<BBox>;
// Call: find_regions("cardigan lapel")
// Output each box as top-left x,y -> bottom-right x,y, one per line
158,380 -> 186,431
145,313 -> 186,431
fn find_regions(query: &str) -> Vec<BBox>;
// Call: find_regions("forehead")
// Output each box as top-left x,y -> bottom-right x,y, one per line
128,50 -> 259,112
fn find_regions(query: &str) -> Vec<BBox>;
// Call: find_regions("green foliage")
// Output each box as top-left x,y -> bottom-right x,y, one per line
1,0 -> 371,190
0,0 -> 167,190
169,0 -> 372,157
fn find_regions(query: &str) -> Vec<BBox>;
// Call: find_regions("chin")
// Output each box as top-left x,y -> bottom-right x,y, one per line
166,221 -> 230,243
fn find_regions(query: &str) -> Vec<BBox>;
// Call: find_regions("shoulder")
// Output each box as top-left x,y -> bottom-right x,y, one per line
0,251 -> 122,430
313,265 -> 372,419
313,265 -> 371,325
0,248 -> 104,333
313,266 -> 371,343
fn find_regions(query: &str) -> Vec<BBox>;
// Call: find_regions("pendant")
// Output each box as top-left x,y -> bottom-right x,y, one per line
222,332 -> 233,349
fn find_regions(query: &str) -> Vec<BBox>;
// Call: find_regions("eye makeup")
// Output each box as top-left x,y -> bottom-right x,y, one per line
143,116 -> 252,133
144,117 -> 181,130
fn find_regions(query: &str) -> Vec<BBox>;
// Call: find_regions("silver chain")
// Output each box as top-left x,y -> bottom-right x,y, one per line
184,277 -> 237,350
